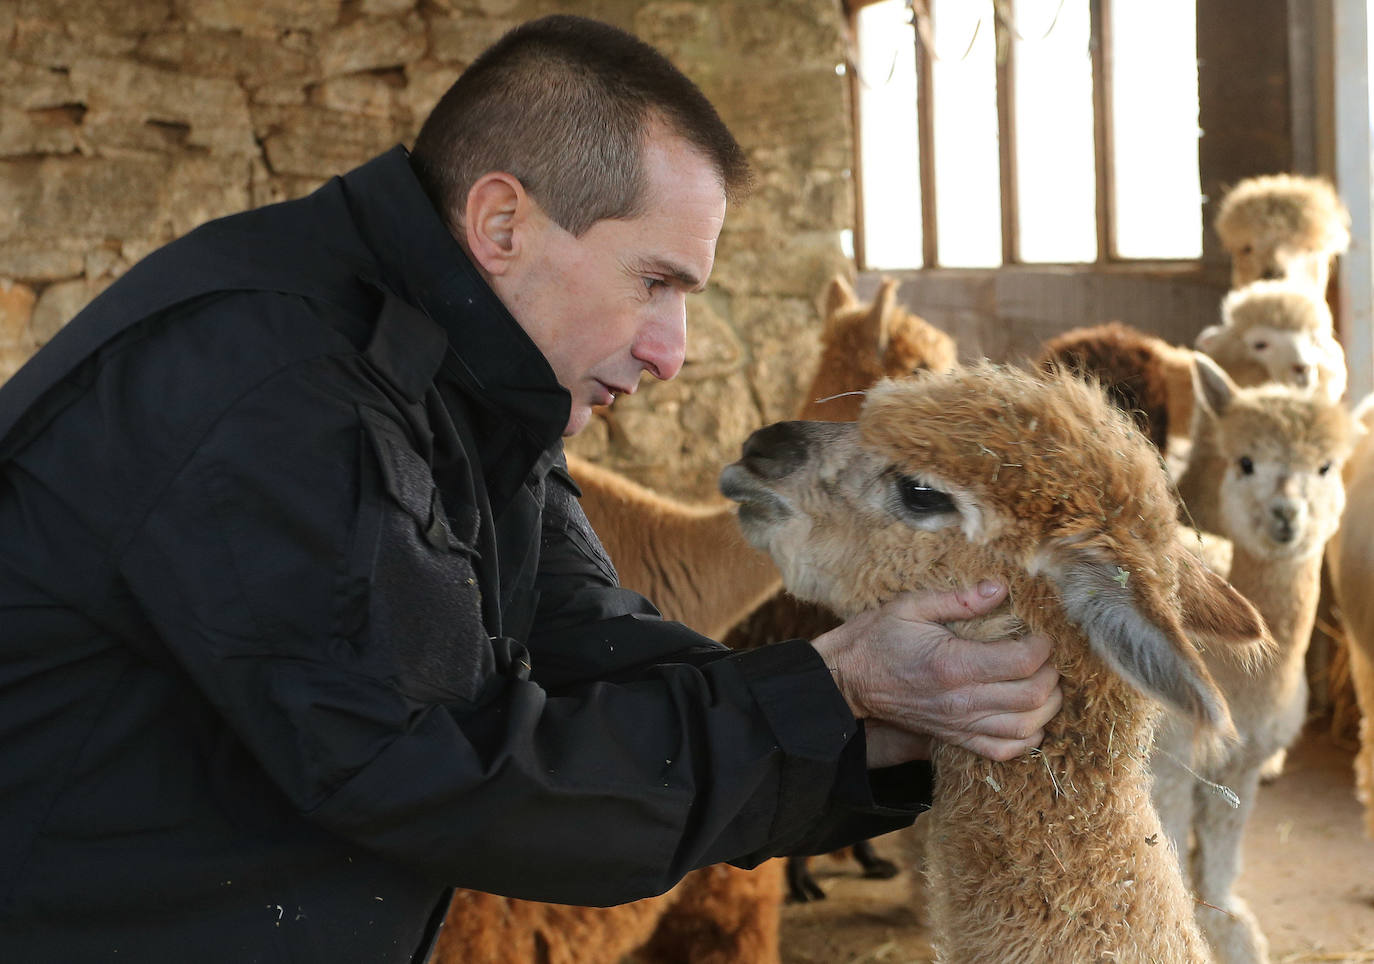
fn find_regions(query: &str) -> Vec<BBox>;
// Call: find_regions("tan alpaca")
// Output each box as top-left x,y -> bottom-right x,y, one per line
568,274 -> 956,640
433,278 -> 955,964
1214,174 -> 1351,292
1152,355 -> 1358,964
1325,395 -> 1374,839
1178,283 -> 1349,535
719,365 -> 1268,964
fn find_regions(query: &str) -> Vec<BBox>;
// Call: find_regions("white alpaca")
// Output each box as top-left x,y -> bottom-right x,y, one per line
1151,355 -> 1359,964
1178,282 -> 1347,535
720,364 -> 1269,963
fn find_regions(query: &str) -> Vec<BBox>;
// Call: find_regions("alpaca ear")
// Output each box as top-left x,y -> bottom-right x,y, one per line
1173,549 -> 1273,670
1193,352 -> 1237,418
1037,539 -> 1234,736
1194,324 -> 1225,354
862,280 -> 898,358
822,274 -> 859,318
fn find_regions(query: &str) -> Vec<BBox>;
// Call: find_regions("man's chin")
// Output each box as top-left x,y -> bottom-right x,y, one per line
563,406 -> 593,437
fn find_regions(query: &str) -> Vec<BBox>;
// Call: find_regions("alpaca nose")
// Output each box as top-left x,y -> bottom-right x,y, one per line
739,421 -> 811,480
1269,503 -> 1298,543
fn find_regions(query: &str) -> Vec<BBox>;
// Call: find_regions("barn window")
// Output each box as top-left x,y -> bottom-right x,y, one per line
849,0 -> 1203,270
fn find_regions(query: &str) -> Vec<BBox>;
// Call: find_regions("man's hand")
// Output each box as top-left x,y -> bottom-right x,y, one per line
810,581 -> 1062,767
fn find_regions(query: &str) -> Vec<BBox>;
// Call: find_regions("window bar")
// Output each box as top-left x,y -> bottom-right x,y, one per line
995,11 -> 1019,265
915,2 -> 940,268
1089,0 -> 1115,263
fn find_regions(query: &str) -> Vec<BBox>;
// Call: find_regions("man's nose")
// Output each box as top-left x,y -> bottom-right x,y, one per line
633,300 -> 687,382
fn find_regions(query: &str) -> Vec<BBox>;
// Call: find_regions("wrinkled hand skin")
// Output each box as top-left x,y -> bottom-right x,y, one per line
810,582 -> 1063,767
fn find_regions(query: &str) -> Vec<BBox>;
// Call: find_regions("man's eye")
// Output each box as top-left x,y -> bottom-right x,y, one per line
644,277 -> 667,292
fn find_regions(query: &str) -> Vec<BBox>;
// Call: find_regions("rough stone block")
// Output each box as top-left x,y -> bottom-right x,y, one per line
0,239 -> 85,282
0,106 -> 82,157
69,57 -> 256,155
161,155 -> 254,237
179,0 -> 341,33
0,279 -> 37,346
400,60 -> 462,127
0,156 -> 167,243
16,0 -> 173,38
256,105 -> 400,179
312,75 -> 398,118
318,15 -> 426,78
136,29 -> 316,83
0,60 -> 78,110
11,17 -> 139,65
30,276 -> 99,343
427,16 -> 520,66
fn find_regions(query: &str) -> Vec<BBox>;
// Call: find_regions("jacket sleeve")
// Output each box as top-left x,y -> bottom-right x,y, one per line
118,360 -> 925,906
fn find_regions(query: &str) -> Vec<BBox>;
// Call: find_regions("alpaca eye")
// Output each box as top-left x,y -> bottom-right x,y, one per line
1252,340 -> 1269,351
1238,456 -> 1255,475
1319,461 -> 1333,476
897,476 -> 956,515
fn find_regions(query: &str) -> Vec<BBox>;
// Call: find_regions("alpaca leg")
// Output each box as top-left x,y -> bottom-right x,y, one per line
1190,765 -> 1269,964
636,861 -> 783,964
1346,642 -> 1374,838
1149,728 -> 1198,877
852,839 -> 900,879
784,855 -> 826,902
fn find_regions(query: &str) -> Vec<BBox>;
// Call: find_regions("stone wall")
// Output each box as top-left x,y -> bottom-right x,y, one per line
0,0 -> 854,500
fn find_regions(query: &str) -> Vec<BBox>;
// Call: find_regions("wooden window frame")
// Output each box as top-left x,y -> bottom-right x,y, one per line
848,0 -> 1198,272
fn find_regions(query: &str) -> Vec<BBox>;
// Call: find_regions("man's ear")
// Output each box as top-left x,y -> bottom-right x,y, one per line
463,172 -> 528,277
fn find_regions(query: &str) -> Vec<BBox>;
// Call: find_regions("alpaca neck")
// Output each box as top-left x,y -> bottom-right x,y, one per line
1226,543 -> 1323,682
923,632 -> 1206,960
574,467 -> 781,639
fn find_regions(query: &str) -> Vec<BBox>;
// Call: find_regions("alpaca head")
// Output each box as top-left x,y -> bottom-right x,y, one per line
803,275 -> 957,421
1193,354 -> 1359,561
1195,280 -> 1346,402
721,364 -> 1262,734
1214,174 -> 1351,291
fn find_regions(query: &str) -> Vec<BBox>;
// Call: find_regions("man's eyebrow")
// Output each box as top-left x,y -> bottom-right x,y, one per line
640,257 -> 706,292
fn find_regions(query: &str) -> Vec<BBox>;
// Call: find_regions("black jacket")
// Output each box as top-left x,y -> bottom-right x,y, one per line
0,147 -> 929,962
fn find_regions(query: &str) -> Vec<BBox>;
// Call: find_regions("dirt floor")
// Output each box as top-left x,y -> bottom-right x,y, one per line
779,722 -> 1374,963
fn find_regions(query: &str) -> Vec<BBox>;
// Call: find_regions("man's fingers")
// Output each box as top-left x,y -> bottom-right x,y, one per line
889,581 -> 1008,625
941,633 -> 1056,687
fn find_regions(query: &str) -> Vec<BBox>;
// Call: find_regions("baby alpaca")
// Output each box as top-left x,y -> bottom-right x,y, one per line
720,365 -> 1268,963
1214,173 -> 1351,292
1152,355 -> 1358,964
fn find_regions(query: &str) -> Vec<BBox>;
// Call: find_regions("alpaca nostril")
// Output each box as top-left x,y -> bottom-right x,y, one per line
740,421 -> 811,480
1292,365 -> 1310,386
1260,267 -> 1282,281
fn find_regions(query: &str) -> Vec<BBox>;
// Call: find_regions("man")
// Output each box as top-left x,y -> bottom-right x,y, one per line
0,15 -> 1060,962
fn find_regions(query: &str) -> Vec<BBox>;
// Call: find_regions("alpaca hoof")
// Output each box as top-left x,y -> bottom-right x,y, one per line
784,857 -> 827,903
851,839 -> 900,879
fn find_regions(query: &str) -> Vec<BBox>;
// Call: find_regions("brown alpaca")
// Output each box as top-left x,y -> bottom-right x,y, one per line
1152,355 -> 1358,964
719,365 -> 1268,963
1214,173 -> 1351,292
433,277 -> 955,963
1327,396 -> 1374,840
1035,321 -> 1197,452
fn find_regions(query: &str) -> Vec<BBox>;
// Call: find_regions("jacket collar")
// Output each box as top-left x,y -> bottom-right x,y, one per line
337,146 -> 571,455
